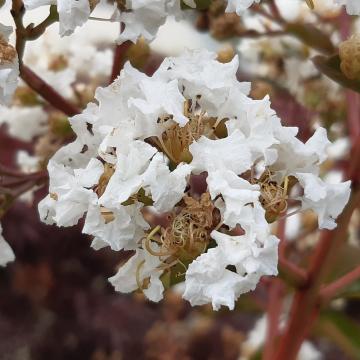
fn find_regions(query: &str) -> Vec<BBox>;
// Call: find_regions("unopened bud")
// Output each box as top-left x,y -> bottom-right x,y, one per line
217,45 -> 235,63
339,34 -> 360,80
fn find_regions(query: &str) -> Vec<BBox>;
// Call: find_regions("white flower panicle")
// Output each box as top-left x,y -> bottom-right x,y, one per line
0,224 -> 15,267
39,49 -> 351,310
0,24 -> 19,105
20,0 -> 360,43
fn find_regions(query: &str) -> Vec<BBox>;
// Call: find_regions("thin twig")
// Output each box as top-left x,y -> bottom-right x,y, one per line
319,265 -> 360,304
20,65 -> 81,116
274,190 -> 360,360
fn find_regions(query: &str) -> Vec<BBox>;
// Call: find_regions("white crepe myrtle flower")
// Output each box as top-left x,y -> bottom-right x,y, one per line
114,0 -> 263,45
109,246 -> 166,302
39,49 -> 350,309
0,224 -> 15,267
24,0 -> 94,36
0,24 -> 19,105
0,105 -> 48,141
335,0 -> 360,15
296,173 -> 351,230
83,203 -> 150,251
113,0 -> 182,45
184,229 -> 279,310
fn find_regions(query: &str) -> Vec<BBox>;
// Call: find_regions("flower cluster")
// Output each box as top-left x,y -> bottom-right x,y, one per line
20,0 -> 360,46
39,49 -> 350,310
0,24 -> 19,105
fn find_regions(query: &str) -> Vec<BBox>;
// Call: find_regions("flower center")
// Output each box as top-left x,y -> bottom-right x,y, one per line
145,192 -> 218,270
155,99 -> 226,165
252,170 -> 291,223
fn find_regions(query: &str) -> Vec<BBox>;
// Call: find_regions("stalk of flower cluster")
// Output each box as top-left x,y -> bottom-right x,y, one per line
274,189 -> 360,360
263,218 -> 286,360
10,0 -> 80,116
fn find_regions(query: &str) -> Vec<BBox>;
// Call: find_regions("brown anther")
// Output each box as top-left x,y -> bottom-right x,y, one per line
100,207 -> 115,224
50,192 -> 58,201
0,40 -> 17,65
160,192 -> 215,258
156,103 -> 220,164
95,163 -> 115,197
255,171 -> 290,223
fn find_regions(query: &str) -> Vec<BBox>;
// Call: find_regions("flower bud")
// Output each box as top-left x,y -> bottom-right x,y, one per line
339,34 -> 360,80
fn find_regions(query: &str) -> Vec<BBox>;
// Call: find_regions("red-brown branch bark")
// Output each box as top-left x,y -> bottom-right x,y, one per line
319,265 -> 360,304
110,40 -> 132,83
274,190 -> 360,360
20,65 -> 80,117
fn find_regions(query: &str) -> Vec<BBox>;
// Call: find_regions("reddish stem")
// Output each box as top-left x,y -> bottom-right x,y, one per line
110,39 -> 132,84
345,91 -> 360,147
348,137 -> 360,185
278,257 -> 308,288
20,65 -> 80,117
319,265 -> 360,304
274,191 -> 360,360
263,219 -> 286,360
263,279 -> 284,360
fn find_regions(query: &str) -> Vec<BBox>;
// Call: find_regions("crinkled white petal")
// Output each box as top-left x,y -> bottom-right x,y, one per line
212,230 -> 279,277
0,224 -> 15,267
0,25 -> 19,105
24,0 -> 91,36
270,127 -> 331,180
184,229 -> 278,310
113,0 -> 182,45
225,95 -> 282,163
44,158 -> 103,226
296,173 -> 351,230
83,203 -> 149,251
99,141 -> 157,208
38,195 -> 57,225
207,170 -> 260,228
129,78 -> 187,127
157,52 -> 250,115
143,153 -> 192,212
109,246 -> 165,302
189,130 -> 252,174
183,247 -> 249,310
115,7 -> 167,44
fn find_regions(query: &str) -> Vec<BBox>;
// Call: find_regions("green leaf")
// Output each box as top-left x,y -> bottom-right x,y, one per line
318,311 -> 360,359
312,54 -> 360,93
286,23 -> 335,54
